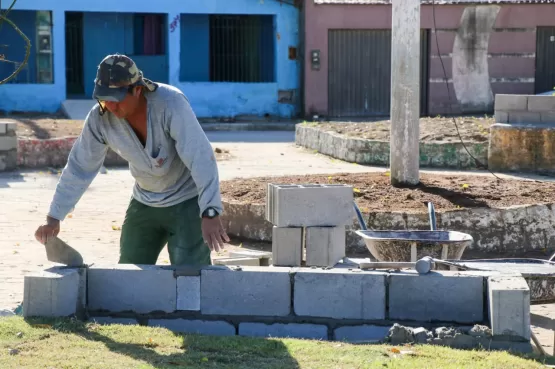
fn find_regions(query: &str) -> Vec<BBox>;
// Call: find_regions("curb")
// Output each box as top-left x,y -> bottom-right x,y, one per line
17,137 -> 127,169
295,124 -> 489,169
15,122 -> 297,169
219,200 -> 555,258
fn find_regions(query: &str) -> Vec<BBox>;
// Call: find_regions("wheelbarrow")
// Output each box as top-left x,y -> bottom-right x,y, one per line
353,201 -> 473,263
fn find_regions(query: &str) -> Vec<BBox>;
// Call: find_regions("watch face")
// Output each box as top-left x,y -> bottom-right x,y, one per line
208,209 -> 216,217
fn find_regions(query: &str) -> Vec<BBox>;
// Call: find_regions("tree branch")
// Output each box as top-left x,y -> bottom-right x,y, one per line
0,0 -> 31,85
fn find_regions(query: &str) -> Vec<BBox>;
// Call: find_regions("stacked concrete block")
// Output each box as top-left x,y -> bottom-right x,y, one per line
272,226 -> 303,266
389,271 -> 485,323
266,183 -> 354,227
294,269 -> 386,320
494,94 -> 555,124
266,183 -> 353,267
200,266 -> 291,316
177,276 -> 201,311
490,94 -> 555,173
23,267 -> 83,317
88,264 -> 177,313
305,226 -> 346,267
487,276 -> 531,341
0,121 -> 17,171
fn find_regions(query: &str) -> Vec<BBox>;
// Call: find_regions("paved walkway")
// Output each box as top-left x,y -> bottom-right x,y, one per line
0,131 -> 553,354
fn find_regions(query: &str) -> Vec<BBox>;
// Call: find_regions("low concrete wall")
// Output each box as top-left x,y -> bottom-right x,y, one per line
22,264 -> 532,352
0,122 -> 17,171
295,125 -> 488,170
220,201 -> 555,257
489,94 -> 555,174
17,137 -> 127,169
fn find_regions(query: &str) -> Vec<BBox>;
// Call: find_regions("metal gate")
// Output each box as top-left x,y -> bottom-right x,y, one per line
65,12 -> 84,96
328,29 -> 429,118
535,27 -> 555,94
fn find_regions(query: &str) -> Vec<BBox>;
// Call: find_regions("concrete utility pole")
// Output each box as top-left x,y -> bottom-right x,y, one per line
390,0 -> 421,187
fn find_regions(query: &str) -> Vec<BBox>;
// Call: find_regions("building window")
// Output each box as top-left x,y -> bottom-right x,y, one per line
133,14 -> 165,55
0,9 -> 54,84
179,14 -> 275,83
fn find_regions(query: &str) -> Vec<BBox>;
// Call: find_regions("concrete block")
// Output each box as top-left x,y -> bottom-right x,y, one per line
0,136 -> 17,151
294,269 -> 386,320
0,121 -> 16,135
305,226 -> 345,267
88,264 -> 176,314
494,110 -> 508,123
177,276 -> 200,311
527,95 -> 555,112
149,319 -> 236,336
214,257 -> 260,266
89,317 -> 138,325
23,267 -> 81,317
389,271 -> 484,323
267,183 -> 354,227
239,322 -> 328,340
541,111 -> 555,123
0,150 -> 17,171
495,94 -> 527,111
508,111 -> 541,124
6,122 -> 16,134
272,226 -> 302,267
229,250 -> 272,266
77,267 -> 87,316
201,266 -> 291,316
488,276 -> 531,340
334,325 -> 391,343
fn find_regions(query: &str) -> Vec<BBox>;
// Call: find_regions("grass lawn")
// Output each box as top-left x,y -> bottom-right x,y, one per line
0,316 -> 553,369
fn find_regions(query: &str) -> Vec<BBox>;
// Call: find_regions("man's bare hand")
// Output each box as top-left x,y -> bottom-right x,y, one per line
201,216 -> 230,253
35,216 -> 61,244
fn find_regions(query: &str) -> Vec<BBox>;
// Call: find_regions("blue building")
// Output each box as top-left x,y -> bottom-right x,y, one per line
0,0 -> 300,118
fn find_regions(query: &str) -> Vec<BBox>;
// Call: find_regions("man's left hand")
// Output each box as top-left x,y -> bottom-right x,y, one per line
201,216 -> 230,253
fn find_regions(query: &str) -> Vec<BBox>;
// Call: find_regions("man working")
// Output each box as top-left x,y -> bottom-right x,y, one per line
35,54 -> 229,266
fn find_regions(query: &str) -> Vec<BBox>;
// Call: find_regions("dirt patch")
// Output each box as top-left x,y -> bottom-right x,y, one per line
310,116 -> 494,143
220,172 -> 555,213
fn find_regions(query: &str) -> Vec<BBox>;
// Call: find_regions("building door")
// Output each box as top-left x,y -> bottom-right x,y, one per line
65,12 -> 84,97
535,27 -> 555,94
328,29 -> 429,118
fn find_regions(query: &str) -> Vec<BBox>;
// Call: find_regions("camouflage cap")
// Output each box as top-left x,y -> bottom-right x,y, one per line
92,54 -> 157,102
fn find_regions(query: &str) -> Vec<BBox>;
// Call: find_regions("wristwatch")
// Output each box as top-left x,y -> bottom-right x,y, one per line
202,207 -> 219,219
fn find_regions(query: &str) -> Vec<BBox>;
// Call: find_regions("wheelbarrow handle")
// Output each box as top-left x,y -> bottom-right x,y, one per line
353,201 -> 367,231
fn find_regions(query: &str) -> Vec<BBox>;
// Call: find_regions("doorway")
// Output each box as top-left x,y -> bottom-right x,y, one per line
535,27 -> 555,94
65,12 -> 85,97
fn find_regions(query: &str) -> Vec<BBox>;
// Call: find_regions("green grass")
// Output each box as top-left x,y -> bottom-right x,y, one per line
0,316 -> 553,369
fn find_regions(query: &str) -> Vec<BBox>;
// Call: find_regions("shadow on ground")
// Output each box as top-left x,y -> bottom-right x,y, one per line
24,317 -> 300,369
417,183 -> 490,208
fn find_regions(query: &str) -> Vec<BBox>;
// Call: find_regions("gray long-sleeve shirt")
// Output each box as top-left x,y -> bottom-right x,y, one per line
48,83 -> 223,221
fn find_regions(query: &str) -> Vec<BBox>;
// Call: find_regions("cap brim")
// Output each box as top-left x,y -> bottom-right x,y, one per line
93,84 -> 128,102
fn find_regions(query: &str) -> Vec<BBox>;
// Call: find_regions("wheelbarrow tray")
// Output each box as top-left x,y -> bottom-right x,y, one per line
355,229 -> 473,263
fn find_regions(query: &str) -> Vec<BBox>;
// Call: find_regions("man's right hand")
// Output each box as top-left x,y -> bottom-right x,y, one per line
35,216 -> 61,244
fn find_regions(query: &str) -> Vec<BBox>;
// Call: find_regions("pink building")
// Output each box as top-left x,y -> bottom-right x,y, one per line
303,0 -> 555,118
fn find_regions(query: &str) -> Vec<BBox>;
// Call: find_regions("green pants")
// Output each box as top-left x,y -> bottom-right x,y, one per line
118,196 -> 211,266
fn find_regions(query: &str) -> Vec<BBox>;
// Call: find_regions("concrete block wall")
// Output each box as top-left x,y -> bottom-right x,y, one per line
22,264 -> 532,347
0,121 -> 17,171
267,183 -> 352,267
494,94 -> 555,124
